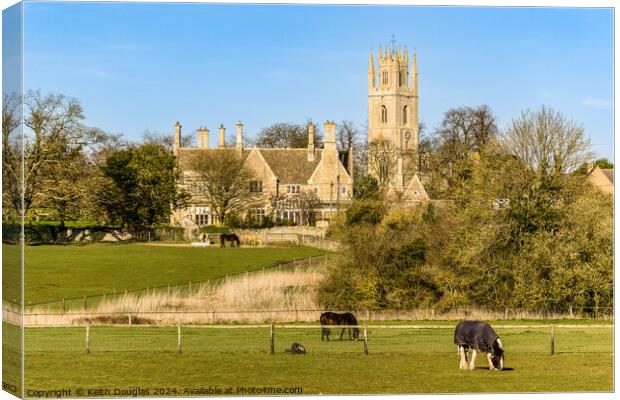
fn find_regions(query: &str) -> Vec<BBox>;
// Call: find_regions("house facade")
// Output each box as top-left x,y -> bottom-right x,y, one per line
171,120 -> 353,228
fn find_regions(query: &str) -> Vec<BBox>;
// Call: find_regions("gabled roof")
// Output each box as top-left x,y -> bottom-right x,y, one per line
602,169 -> 614,184
258,148 -> 323,184
176,148 -> 251,170
177,146 -> 332,185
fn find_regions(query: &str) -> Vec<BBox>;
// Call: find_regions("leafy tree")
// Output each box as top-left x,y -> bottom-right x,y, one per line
574,158 -> 614,174
100,143 -> 187,236
353,174 -> 380,201
345,201 -> 384,226
320,105 -> 612,315
188,148 -> 258,224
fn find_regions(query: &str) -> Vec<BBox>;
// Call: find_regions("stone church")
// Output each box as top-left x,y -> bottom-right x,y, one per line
368,46 -> 428,201
171,44 -> 428,229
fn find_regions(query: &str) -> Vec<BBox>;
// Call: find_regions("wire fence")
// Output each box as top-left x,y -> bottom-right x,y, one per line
5,305 -> 613,327
10,324 -> 612,356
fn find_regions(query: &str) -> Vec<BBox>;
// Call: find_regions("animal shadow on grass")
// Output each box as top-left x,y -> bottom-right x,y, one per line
471,367 -> 514,371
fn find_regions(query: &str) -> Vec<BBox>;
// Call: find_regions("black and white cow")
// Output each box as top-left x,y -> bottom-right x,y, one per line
454,320 -> 504,371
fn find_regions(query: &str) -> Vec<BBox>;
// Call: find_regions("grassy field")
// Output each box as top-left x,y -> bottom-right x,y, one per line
2,244 -> 325,305
2,322 -> 613,396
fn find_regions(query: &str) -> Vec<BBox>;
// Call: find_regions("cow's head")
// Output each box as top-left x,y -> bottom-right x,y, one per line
491,338 -> 504,370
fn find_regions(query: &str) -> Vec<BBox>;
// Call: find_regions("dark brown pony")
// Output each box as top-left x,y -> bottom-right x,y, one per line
220,233 -> 240,247
320,312 -> 359,341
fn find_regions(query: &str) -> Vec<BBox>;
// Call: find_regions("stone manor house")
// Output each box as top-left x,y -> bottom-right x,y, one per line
171,45 -> 428,228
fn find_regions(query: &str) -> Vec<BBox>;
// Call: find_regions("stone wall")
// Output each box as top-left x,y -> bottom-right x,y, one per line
234,226 -> 340,251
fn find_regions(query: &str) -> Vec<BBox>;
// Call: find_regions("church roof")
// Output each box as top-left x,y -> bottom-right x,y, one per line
258,148 -> 323,184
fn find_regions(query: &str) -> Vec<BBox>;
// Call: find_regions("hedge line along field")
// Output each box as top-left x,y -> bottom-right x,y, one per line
3,322 -> 613,395
2,244 -> 325,305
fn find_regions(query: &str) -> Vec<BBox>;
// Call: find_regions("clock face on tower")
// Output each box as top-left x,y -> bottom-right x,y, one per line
404,131 -> 411,141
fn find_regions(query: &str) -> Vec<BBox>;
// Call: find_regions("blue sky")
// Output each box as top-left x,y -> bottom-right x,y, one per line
12,3 -> 615,160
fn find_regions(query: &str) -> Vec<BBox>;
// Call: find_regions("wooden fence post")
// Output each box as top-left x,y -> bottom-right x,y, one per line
550,324 -> 555,355
270,323 -> 275,355
177,325 -> 182,354
86,325 -> 90,354
128,313 -> 132,326
363,324 -> 369,355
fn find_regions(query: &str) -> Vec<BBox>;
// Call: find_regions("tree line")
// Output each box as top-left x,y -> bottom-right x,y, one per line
319,105 -> 613,315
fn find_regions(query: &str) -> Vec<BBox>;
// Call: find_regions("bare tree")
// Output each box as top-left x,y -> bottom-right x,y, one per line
2,93 -> 22,219
297,189 -> 321,226
189,149 -> 259,223
337,120 -> 358,151
253,122 -> 323,148
367,138 -> 397,187
21,90 -> 89,220
143,129 -> 192,149
502,105 -> 593,177
434,105 -> 498,161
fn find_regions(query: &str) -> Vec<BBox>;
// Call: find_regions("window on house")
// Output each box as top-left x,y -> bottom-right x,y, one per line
341,186 -> 347,194
381,106 -> 388,124
250,208 -> 266,222
314,186 -> 319,194
286,185 -> 300,194
249,180 -> 263,193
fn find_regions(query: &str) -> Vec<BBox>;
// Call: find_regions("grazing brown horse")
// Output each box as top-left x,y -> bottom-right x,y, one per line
219,233 -> 240,247
320,312 -> 359,341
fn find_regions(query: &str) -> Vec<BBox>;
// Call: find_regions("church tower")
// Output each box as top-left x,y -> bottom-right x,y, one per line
368,45 -> 419,188
368,45 -> 419,152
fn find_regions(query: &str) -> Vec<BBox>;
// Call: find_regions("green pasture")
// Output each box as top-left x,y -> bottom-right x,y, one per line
2,244 -> 325,305
2,322 -> 613,395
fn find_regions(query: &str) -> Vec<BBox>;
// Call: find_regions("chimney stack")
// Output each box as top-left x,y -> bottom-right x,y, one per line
323,121 -> 336,151
197,127 -> 210,149
236,121 -> 243,152
307,123 -> 315,161
173,121 -> 182,156
218,124 -> 225,148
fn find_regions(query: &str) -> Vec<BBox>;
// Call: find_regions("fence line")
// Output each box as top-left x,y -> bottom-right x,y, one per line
13,323 -> 613,357
3,306 -> 614,327
18,252 -> 333,310
16,323 -> 616,329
